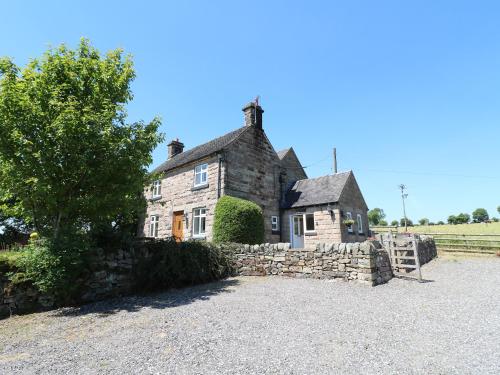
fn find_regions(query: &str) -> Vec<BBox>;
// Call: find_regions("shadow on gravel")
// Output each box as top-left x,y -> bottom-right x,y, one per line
51,278 -> 241,318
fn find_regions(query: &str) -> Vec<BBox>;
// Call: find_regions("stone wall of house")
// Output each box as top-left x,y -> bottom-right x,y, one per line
224,126 -> 282,242
281,206 -> 344,246
338,174 -> 369,243
142,154 -> 223,241
231,241 -> 393,286
278,148 -> 307,196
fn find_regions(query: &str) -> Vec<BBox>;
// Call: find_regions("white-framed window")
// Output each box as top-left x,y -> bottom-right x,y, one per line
304,213 -> 315,232
193,207 -> 206,237
271,216 -> 279,231
357,213 -> 363,234
149,215 -> 159,237
152,180 -> 161,198
346,212 -> 353,233
194,163 -> 208,187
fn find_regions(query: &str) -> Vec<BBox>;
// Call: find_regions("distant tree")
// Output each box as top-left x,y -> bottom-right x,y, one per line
400,218 -> 413,227
390,220 -> 399,226
437,221 -> 445,225
428,222 -> 435,226
492,217 -> 499,222
418,218 -> 429,226
379,219 -> 388,226
497,206 -> 500,215
472,208 -> 489,223
368,208 -> 386,226
455,213 -> 470,224
448,215 -> 457,225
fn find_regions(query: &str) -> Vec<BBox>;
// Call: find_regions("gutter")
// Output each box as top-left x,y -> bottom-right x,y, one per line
217,153 -> 224,199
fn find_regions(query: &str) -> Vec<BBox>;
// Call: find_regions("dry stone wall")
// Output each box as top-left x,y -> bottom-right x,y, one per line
231,241 -> 393,286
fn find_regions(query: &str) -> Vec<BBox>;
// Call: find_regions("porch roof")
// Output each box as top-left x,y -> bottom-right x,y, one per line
282,171 -> 352,208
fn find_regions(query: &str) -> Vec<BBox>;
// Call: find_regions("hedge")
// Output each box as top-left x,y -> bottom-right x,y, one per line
133,238 -> 235,292
213,195 -> 264,244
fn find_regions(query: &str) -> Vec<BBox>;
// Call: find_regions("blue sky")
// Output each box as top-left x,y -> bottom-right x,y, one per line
2,0 -> 499,223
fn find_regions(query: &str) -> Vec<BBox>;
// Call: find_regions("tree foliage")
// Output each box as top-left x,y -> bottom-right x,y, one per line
368,208 -> 386,226
0,39 -> 163,239
390,220 -> 399,226
448,213 -> 470,225
213,196 -> 264,244
472,208 -> 489,223
400,218 -> 413,227
418,218 -> 429,226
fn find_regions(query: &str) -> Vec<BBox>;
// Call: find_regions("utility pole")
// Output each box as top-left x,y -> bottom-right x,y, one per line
399,184 -> 408,232
333,148 -> 337,174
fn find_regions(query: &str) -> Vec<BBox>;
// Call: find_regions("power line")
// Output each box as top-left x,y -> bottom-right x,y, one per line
355,168 -> 500,180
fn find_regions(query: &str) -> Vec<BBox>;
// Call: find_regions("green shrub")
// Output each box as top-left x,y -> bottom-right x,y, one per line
16,237 -> 90,303
213,196 -> 264,244
0,250 -> 24,276
133,238 -> 234,292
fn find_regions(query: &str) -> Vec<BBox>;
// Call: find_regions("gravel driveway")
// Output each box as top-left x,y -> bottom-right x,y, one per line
1,257 -> 499,374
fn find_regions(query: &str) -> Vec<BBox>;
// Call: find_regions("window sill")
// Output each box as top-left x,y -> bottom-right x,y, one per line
192,235 -> 206,241
358,232 -> 365,236
191,184 -> 209,191
305,231 -> 317,236
149,196 -> 162,202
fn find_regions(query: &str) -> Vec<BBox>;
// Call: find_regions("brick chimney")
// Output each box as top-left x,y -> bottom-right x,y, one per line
167,138 -> 184,159
242,102 -> 264,130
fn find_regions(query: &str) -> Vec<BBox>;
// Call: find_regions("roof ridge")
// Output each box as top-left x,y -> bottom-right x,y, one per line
153,126 -> 248,173
295,170 -> 352,183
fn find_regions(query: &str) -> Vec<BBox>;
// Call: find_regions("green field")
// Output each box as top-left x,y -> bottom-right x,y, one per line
371,222 -> 500,255
372,222 -> 500,235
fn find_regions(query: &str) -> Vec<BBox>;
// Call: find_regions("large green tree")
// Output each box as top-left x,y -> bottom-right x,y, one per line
472,208 -> 489,223
0,39 -> 162,239
367,208 -> 386,226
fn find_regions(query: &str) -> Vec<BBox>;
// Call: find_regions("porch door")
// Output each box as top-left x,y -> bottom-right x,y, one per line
291,214 -> 304,248
172,211 -> 184,242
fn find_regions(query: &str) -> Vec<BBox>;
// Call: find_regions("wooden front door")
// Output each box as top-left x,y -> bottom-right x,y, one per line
172,211 -> 184,242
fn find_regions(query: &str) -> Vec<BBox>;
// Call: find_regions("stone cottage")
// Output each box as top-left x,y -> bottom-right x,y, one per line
141,101 -> 369,247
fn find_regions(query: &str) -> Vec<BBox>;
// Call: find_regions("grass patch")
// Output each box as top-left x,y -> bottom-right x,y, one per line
373,222 -> 500,235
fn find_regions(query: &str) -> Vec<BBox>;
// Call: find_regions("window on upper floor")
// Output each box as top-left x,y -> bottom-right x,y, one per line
193,207 -> 207,237
149,215 -> 159,237
357,213 -> 363,234
194,163 -> 208,187
152,180 -> 161,198
271,216 -> 279,231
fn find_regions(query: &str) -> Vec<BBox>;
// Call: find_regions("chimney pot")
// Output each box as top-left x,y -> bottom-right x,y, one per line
167,139 -> 184,159
242,102 -> 264,129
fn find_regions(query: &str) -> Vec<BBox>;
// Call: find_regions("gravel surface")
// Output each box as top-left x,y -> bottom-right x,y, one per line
1,257 -> 499,374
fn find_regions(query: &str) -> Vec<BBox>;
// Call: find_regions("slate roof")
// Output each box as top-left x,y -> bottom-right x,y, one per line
282,171 -> 352,208
276,148 -> 291,160
153,126 -> 249,173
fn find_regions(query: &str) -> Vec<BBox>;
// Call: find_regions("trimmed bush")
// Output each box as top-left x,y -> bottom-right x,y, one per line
133,238 -> 235,292
213,196 -> 264,244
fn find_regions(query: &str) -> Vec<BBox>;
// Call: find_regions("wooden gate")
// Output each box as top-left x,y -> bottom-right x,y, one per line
383,232 -> 423,282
